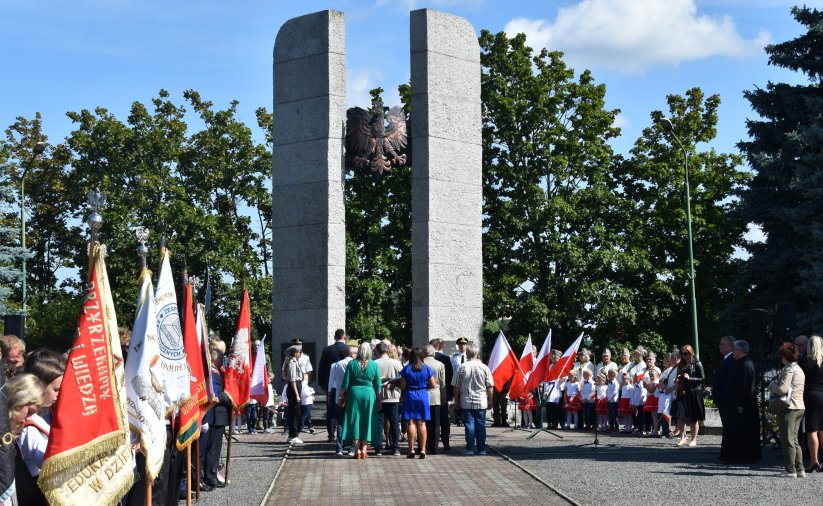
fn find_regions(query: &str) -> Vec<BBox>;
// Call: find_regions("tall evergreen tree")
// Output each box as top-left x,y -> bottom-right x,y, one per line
0,180 -> 25,316
734,7 -> 823,331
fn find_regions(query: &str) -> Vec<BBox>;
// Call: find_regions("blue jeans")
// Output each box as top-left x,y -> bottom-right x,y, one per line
463,409 -> 487,453
376,402 -> 400,453
334,402 -> 346,453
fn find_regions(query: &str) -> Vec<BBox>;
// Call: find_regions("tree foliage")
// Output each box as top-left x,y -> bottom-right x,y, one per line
733,6 -> 823,332
0,91 -> 273,349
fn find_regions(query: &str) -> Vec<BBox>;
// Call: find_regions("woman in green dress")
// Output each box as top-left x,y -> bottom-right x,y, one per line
339,342 -> 382,459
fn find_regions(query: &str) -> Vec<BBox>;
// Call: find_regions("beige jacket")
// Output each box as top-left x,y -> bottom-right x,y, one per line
769,362 -> 805,410
424,356 -> 446,406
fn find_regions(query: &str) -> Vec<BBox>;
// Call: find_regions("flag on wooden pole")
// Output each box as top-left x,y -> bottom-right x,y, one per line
523,330 -> 553,394
487,332 -> 524,394
154,250 -> 189,412
196,302 -> 216,407
39,243 -> 134,506
176,281 -> 208,450
520,334 -> 535,378
223,290 -> 252,408
249,337 -> 269,405
125,269 -> 167,481
545,332 -> 584,382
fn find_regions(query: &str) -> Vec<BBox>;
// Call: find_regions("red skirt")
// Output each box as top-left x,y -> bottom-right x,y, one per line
643,396 -> 659,413
617,397 -> 634,416
564,394 -> 582,412
595,398 -> 609,414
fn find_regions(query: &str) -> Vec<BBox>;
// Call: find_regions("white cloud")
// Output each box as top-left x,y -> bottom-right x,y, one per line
347,68 -> 386,108
613,112 -> 630,129
504,0 -> 770,74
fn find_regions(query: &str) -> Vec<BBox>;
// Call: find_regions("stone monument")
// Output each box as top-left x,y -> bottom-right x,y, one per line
271,10 -> 346,376
271,9 -> 482,376
410,9 -> 483,352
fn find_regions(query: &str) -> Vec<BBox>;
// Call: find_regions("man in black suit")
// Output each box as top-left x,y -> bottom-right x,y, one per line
318,329 -> 348,441
430,338 -> 453,451
713,335 -> 736,427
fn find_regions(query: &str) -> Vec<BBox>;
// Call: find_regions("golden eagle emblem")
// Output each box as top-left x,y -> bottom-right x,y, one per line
346,98 -> 408,175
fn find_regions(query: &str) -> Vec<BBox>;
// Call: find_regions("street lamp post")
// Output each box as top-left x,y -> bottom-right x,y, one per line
20,141 -> 47,319
661,118 -> 700,361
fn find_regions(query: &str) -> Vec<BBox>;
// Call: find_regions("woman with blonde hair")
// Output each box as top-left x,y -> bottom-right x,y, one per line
340,342 -> 382,459
800,334 -> 823,472
6,373 -> 44,436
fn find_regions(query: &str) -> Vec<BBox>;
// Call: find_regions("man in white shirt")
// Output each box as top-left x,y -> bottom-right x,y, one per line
452,344 -> 494,456
328,345 -> 357,455
451,337 -> 469,426
374,342 -> 403,456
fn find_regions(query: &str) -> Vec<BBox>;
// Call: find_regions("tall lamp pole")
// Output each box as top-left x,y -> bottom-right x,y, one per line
20,141 -> 47,318
661,118 -> 700,361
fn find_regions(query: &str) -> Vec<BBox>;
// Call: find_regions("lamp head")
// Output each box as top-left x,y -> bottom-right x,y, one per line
660,117 -> 674,132
33,142 -> 47,155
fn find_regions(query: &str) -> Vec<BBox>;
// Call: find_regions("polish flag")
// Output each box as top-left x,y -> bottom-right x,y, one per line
545,332 -> 584,382
523,330 -> 552,394
519,334 -> 535,378
487,331 -> 524,393
250,336 -> 269,405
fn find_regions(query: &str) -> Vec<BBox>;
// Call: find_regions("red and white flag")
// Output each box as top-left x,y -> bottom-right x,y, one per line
223,290 -> 252,408
40,243 -> 134,506
249,337 -> 269,405
545,332 -> 584,382
176,280 -> 208,450
487,331 -> 524,393
523,330 -> 552,394
520,334 -> 535,378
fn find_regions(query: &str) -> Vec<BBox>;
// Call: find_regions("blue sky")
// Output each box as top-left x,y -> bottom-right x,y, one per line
0,0 -> 812,163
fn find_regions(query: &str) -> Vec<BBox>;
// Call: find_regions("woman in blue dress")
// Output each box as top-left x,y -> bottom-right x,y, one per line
400,347 -> 437,458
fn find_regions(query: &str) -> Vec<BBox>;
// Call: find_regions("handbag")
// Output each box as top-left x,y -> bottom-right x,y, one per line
768,387 -> 792,414
768,364 -> 794,414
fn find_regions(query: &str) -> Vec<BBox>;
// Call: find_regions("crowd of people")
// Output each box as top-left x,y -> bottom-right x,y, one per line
0,332 -> 242,505
5,328 -> 823,506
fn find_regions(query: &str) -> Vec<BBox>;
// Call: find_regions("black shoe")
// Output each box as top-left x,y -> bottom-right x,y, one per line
179,490 -> 195,501
203,479 -> 225,489
198,482 -> 214,492
374,451 -> 383,456
805,463 -> 820,473
442,445 -> 451,452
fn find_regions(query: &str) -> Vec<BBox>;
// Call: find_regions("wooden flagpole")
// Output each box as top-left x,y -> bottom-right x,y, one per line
195,438 -> 201,501
225,414 -> 234,485
186,446 -> 192,506
145,462 -> 152,506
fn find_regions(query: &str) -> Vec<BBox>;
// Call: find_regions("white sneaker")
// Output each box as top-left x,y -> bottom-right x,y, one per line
289,437 -> 304,444
797,470 -> 806,478
784,471 -> 797,478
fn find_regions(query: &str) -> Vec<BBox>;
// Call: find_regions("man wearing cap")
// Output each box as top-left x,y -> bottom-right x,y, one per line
285,345 -> 305,444
451,337 -> 469,426
289,338 -> 313,384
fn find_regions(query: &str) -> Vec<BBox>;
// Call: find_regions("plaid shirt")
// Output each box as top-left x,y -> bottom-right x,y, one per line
452,359 -> 494,410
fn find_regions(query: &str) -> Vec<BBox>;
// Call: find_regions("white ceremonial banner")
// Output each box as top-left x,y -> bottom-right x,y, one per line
154,251 -> 189,411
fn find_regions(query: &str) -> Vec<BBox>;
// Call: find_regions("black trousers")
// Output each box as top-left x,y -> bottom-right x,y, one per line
203,424 -> 225,482
148,425 -> 178,506
426,405 -> 442,453
287,381 -> 303,438
439,402 -> 451,449
326,388 -> 337,438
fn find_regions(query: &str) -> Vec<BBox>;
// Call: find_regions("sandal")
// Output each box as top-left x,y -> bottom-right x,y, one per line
418,452 -> 426,459
406,451 -> 416,459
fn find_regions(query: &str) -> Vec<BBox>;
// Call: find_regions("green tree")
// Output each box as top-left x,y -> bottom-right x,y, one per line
615,88 -> 749,355
3,90 -> 274,347
344,87 -> 412,344
479,30 -> 624,347
733,6 -> 823,332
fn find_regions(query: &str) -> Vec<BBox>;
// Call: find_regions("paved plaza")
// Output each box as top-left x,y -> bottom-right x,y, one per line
196,426 -> 821,506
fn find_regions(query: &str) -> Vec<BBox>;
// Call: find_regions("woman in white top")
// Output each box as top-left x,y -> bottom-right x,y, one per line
19,349 -> 65,477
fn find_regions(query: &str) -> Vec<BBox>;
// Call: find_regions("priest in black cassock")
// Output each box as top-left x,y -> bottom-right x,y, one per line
720,340 -> 762,462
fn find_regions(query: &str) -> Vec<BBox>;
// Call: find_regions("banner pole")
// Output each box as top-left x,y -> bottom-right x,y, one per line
186,446 -> 192,506
145,462 -> 152,506
195,438 -> 201,501
225,414 -> 234,485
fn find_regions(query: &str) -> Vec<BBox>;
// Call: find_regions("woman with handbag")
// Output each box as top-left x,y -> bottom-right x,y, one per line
769,342 -> 806,478
671,345 -> 705,447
